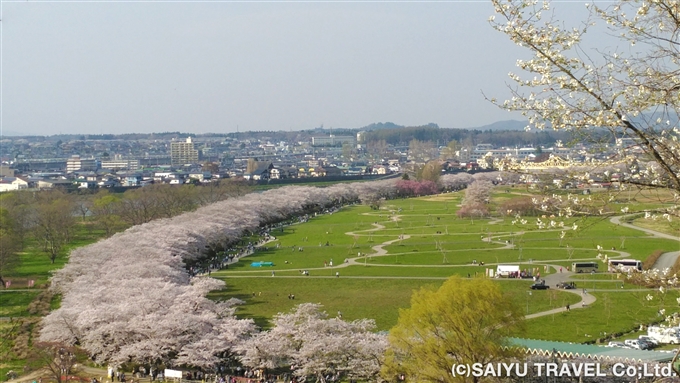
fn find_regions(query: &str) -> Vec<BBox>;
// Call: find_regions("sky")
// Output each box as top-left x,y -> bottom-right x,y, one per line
2,1 -> 590,136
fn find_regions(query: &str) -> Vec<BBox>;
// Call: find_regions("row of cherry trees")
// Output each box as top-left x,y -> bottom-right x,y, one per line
39,181 -> 401,371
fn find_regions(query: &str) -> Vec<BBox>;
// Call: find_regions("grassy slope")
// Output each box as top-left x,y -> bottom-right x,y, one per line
0,222 -> 109,381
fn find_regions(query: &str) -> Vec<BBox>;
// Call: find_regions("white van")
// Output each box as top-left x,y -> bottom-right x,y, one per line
648,326 -> 680,344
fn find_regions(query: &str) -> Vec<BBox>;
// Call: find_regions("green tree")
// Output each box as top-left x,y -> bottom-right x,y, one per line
439,140 -> 460,160
34,191 -> 76,264
0,209 -> 19,288
0,192 -> 32,250
382,276 -> 524,383
416,160 -> 442,183
91,191 -> 126,236
246,158 -> 260,174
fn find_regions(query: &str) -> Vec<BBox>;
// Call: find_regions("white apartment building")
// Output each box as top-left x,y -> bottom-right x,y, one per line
66,155 -> 99,173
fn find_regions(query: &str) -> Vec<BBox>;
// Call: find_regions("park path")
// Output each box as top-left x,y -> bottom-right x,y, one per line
655,251 -> 680,270
610,215 -> 680,241
609,215 -> 680,271
343,217 -> 412,266
478,233 -> 600,318
524,289 -> 597,319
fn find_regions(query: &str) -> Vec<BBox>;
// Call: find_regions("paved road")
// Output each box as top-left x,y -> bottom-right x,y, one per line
654,251 -> 680,270
610,215 -> 680,241
609,215 -> 680,271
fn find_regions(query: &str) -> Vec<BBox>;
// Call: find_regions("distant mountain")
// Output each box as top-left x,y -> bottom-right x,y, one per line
360,122 -> 404,131
467,120 -> 528,131
360,122 -> 440,131
359,121 -> 526,132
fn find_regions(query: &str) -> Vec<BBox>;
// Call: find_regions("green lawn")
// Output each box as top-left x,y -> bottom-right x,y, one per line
211,276 -> 581,330
7,224 -> 108,289
521,290 -> 680,342
219,191 -> 678,342
0,221 -> 110,382
0,291 -> 40,317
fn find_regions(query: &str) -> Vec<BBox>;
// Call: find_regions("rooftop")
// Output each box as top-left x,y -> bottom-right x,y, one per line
509,338 -> 675,363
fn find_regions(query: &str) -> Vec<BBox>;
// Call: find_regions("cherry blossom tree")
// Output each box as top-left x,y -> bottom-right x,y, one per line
396,180 -> 439,197
237,303 -> 387,383
440,173 -> 475,191
457,180 -> 494,218
489,0 -> 680,219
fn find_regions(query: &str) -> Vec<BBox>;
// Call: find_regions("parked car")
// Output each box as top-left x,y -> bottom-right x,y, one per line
557,282 -> 576,289
624,339 -> 640,349
624,339 -> 653,350
638,335 -> 658,347
531,280 -> 549,290
638,339 -> 655,350
607,341 -> 626,348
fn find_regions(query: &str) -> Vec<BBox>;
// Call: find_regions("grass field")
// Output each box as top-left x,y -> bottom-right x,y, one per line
0,222 -> 109,382
210,276 -> 581,330
631,217 -> 680,238
216,189 -> 679,342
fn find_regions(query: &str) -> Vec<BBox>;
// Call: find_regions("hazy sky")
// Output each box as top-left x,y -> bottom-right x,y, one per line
2,1 -> 589,135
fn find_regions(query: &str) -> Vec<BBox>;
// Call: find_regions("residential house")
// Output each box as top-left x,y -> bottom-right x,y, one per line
371,165 -> 389,175
269,167 -> 284,180
323,167 -> 343,177
76,179 -> 97,189
0,166 -> 15,178
345,167 -> 366,176
123,174 -> 143,187
245,163 -> 273,180
0,177 -> 29,192
37,179 -> 73,189
189,172 -> 212,182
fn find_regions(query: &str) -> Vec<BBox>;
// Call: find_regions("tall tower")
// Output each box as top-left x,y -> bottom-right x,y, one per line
170,137 -> 199,167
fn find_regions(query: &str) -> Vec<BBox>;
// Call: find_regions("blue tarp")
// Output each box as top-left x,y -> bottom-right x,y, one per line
251,262 -> 274,267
